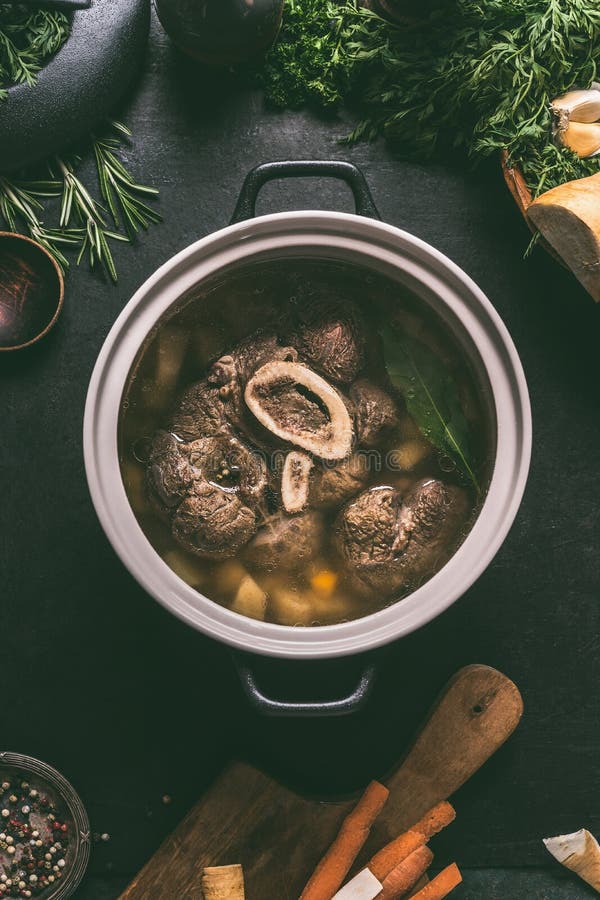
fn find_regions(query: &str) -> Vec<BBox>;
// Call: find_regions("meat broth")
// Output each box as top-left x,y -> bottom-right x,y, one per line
118,258 -> 495,626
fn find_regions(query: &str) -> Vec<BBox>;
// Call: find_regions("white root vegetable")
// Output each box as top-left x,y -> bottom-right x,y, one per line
193,327 -> 227,369
202,864 -> 245,899
268,583 -> 360,626
390,438 -> 432,472
281,451 -> 314,513
244,360 -> 354,460
156,325 -> 189,393
332,868 -> 383,900
311,590 -> 363,625
214,560 -> 249,596
121,461 -> 148,513
544,829 -> 600,892
230,574 -> 267,621
269,587 -> 317,626
162,549 -> 206,587
527,173 -> 600,302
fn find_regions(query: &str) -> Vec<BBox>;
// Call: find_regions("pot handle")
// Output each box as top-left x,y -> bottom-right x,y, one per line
233,653 -> 378,718
230,160 -> 381,224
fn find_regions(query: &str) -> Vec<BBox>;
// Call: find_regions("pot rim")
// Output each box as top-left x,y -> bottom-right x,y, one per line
84,210 -> 532,659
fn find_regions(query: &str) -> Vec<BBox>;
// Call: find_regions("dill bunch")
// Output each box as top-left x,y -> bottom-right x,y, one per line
260,0 -> 600,196
0,4 -> 70,99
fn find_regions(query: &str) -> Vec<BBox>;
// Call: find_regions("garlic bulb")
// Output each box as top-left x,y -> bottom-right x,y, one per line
552,87 -> 600,156
559,121 -> 600,158
552,88 -> 600,126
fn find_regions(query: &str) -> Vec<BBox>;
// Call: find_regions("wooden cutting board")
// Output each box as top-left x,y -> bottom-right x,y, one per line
121,665 -> 523,899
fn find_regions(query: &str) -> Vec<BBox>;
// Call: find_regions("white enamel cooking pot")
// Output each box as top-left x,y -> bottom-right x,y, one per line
84,161 -> 531,714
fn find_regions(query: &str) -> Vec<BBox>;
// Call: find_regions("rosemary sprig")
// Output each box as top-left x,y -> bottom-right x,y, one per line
0,14 -> 159,280
52,154 -> 126,283
0,122 -> 161,282
0,5 -> 69,99
0,176 -> 77,269
92,123 -> 161,239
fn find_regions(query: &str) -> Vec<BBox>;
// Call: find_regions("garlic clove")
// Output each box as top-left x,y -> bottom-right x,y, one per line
552,88 -> 600,126
559,121 -> 600,158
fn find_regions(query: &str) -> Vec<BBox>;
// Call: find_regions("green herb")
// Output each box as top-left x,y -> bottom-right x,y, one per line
382,326 -> 480,493
0,5 -> 69,100
259,0 -> 600,197
257,0 -> 358,109
0,13 -> 159,281
0,122 -> 160,282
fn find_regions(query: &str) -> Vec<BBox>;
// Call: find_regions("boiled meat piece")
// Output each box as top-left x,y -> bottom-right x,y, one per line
244,360 -> 354,460
185,434 -> 268,507
350,378 -> 400,448
396,478 -> 470,580
209,331 -> 298,390
169,378 -> 227,441
285,295 -> 367,383
146,431 -> 195,511
172,481 -> 257,559
335,486 -> 404,568
145,430 -> 268,558
208,332 -> 299,449
334,479 -> 470,596
243,510 -> 324,571
310,453 -> 371,509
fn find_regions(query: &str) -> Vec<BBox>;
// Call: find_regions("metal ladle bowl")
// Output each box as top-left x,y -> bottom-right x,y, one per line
0,232 -> 64,352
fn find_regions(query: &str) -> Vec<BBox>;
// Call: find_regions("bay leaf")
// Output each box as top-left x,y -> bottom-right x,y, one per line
381,326 -> 480,494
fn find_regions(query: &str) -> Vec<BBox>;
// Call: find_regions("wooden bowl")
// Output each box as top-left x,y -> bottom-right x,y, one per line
0,232 -> 64,352
500,150 -> 565,265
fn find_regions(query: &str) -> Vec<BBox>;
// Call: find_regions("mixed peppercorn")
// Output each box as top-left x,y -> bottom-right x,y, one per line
0,778 -> 70,898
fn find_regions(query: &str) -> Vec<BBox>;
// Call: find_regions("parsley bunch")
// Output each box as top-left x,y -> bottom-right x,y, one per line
260,0 -> 600,196
258,0 -> 358,109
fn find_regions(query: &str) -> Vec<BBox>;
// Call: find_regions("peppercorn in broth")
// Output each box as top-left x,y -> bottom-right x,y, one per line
119,258 -> 495,626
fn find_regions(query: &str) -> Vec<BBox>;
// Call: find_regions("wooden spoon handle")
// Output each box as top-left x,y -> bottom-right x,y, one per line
381,664 -> 524,831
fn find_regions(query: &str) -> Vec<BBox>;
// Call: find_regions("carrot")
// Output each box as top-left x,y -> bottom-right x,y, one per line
377,846 -> 434,900
369,802 -> 456,882
300,781 -> 390,900
412,803 -> 456,840
409,864 -> 462,900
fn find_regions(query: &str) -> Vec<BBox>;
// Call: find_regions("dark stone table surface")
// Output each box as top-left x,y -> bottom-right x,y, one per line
1,12 -> 599,900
